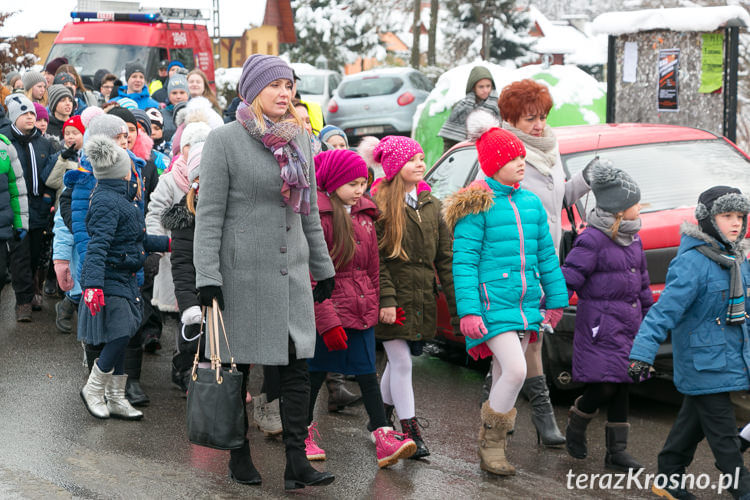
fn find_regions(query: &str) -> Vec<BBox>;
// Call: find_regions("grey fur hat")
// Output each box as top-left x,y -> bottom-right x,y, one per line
589,160 -> 641,214
85,135 -> 131,180
695,186 -> 750,246
87,114 -> 128,139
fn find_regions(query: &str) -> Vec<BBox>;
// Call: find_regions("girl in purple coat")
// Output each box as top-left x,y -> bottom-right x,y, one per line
560,160 -> 651,471
306,149 -> 416,468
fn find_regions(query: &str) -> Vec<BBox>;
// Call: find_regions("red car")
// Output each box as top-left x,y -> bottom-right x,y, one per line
425,123 -> 750,393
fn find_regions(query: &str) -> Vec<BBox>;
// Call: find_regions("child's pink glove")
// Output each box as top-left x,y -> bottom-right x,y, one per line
460,315 -> 488,339
83,288 -> 105,316
544,308 -> 563,329
54,259 -> 74,292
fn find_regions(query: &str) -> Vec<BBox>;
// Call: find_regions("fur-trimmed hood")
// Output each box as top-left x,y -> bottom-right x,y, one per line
680,221 -> 750,258
442,180 -> 494,230
161,197 -> 194,231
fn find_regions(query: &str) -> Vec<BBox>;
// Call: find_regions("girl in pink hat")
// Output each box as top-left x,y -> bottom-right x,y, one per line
366,135 -> 458,459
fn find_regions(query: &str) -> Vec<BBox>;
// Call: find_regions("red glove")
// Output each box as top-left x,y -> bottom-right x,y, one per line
83,288 -> 105,316
167,238 -> 172,252
321,326 -> 348,351
460,315 -> 488,339
544,308 -> 564,329
54,259 -> 74,292
394,307 -> 406,326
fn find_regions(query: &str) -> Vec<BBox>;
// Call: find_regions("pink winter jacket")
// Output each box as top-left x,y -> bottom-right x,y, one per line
314,191 -> 380,334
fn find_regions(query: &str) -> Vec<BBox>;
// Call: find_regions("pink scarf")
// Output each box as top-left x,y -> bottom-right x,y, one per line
171,154 -> 190,194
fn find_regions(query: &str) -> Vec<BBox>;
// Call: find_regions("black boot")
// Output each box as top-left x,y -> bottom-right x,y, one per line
325,372 -> 361,412
280,358 -> 334,490
124,346 -> 150,406
565,396 -> 597,459
521,375 -> 565,447
85,344 -> 104,372
401,417 -> 430,459
55,296 -> 76,334
604,422 -> 643,471
739,428 -> 750,453
228,439 -> 262,485
384,403 -> 395,427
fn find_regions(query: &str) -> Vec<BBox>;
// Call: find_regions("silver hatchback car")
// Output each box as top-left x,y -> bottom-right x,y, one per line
325,67 -> 433,141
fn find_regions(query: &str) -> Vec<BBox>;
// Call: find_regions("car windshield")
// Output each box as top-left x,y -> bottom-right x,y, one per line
297,74 -> 325,95
46,43 -> 158,80
339,76 -> 403,98
563,139 -> 750,213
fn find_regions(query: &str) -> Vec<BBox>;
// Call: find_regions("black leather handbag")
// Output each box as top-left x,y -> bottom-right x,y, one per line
559,204 -> 579,265
186,301 -> 245,450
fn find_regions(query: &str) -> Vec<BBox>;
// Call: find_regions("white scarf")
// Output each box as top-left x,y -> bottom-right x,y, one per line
502,122 -> 559,177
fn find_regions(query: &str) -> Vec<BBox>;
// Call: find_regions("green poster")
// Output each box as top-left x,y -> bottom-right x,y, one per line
699,33 -> 724,93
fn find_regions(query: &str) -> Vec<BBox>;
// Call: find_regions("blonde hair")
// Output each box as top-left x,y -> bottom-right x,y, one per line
187,177 -> 199,215
250,94 -> 303,133
610,213 -> 624,241
25,87 -> 47,106
374,174 -> 409,261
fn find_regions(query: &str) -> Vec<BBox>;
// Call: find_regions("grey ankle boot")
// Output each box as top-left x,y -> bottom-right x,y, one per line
566,396 -> 598,459
81,359 -> 112,419
106,374 -> 144,420
521,375 -> 565,447
55,296 -> 76,333
604,422 -> 643,471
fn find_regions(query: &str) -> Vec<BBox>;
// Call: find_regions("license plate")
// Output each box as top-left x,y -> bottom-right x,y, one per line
354,126 -> 384,136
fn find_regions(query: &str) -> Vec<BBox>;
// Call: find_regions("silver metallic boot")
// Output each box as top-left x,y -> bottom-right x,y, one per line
81,359 -> 112,419
106,374 -> 144,420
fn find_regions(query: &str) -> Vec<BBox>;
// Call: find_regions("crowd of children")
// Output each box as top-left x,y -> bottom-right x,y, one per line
2,57 -> 750,498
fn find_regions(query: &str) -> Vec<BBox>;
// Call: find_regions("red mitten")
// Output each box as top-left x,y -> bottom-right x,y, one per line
321,326 -> 348,351
394,307 -> 406,326
544,308 -> 564,329
460,315 -> 488,339
83,288 -> 105,316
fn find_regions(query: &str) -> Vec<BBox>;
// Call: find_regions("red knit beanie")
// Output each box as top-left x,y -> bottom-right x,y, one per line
63,115 -> 85,135
475,127 -> 526,178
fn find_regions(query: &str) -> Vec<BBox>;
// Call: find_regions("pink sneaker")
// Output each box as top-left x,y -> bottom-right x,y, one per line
305,422 -> 326,461
372,426 -> 417,468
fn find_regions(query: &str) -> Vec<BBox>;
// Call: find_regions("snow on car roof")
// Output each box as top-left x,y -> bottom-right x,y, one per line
592,5 -> 750,36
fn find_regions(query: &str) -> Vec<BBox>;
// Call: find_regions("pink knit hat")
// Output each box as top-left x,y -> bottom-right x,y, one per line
314,149 -> 368,194
80,106 -> 104,128
373,136 -> 424,181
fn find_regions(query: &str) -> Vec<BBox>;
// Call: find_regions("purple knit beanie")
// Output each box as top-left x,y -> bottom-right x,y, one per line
238,54 -> 293,103
314,149 -> 368,194
373,136 -> 424,181
33,103 -> 49,122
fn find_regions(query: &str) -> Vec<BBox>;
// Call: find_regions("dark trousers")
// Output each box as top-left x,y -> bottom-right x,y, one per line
307,370 -> 387,431
658,392 -> 750,498
8,228 -> 44,304
172,323 -> 206,373
578,382 -> 629,422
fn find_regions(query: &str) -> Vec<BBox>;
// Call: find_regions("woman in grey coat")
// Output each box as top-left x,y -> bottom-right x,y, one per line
497,79 -> 591,447
193,55 -> 336,490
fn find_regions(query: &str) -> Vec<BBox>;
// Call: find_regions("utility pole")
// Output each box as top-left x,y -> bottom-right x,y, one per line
411,0 -> 421,68
428,0 -> 438,66
212,0 -> 220,67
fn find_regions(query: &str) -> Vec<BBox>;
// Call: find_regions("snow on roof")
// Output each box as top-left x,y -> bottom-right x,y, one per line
528,6 -> 607,66
0,0 -> 264,39
592,5 -> 750,36
414,61 -> 605,130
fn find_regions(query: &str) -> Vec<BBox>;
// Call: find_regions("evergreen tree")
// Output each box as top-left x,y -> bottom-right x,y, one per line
283,0 -> 386,71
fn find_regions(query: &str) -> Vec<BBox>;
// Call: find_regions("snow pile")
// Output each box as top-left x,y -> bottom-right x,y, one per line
592,6 -> 750,36
214,67 -> 243,107
528,6 -> 607,66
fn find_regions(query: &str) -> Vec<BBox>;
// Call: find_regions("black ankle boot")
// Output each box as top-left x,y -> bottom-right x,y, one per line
124,346 -> 149,406
228,440 -> 261,485
401,417 -> 430,459
565,396 -> 597,459
284,449 -> 335,490
604,422 -> 643,471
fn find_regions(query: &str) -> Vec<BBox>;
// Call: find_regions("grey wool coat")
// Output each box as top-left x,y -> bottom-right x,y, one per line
193,121 -> 335,365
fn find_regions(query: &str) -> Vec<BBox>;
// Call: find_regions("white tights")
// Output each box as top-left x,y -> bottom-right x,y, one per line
487,332 -> 530,414
380,339 -> 415,420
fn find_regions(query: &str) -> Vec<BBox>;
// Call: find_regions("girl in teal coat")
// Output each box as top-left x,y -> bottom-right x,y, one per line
443,112 -> 567,476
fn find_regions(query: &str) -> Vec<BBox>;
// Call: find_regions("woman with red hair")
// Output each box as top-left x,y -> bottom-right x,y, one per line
495,78 -> 592,448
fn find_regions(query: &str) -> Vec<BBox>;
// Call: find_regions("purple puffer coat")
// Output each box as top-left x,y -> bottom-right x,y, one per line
561,226 -> 653,383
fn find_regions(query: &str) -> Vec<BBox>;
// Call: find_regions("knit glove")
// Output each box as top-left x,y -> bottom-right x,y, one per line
54,259 -> 74,292
628,359 -> 652,383
83,288 -> 105,316
460,315 -> 488,339
544,308 -> 564,329
394,307 -> 406,326
198,286 -> 224,310
312,276 -> 335,303
321,326 -> 348,351
181,305 -> 202,326
61,144 -> 78,161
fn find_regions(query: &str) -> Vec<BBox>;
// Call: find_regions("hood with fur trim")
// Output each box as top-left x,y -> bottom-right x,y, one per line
442,180 -> 494,230
680,221 -> 750,258
161,198 -> 194,231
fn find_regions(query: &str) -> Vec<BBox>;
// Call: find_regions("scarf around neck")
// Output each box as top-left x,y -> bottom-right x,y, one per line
695,243 -> 746,326
236,101 -> 311,215
587,207 -> 642,247
171,154 -> 190,194
503,122 -> 558,177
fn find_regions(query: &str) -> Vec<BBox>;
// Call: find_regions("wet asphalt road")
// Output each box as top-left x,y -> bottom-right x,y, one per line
0,285 -> 745,499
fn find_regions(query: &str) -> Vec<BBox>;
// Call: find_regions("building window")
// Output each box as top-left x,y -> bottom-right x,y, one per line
251,40 -> 258,54
267,42 -> 273,54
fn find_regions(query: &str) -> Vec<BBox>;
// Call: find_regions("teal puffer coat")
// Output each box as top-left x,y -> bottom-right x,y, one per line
444,178 -> 568,357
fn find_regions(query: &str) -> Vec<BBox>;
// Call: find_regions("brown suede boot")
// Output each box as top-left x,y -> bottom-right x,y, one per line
478,402 -> 516,476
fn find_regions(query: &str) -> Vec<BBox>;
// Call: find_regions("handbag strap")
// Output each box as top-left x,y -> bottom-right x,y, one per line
190,306 -> 207,382
564,204 -> 578,236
